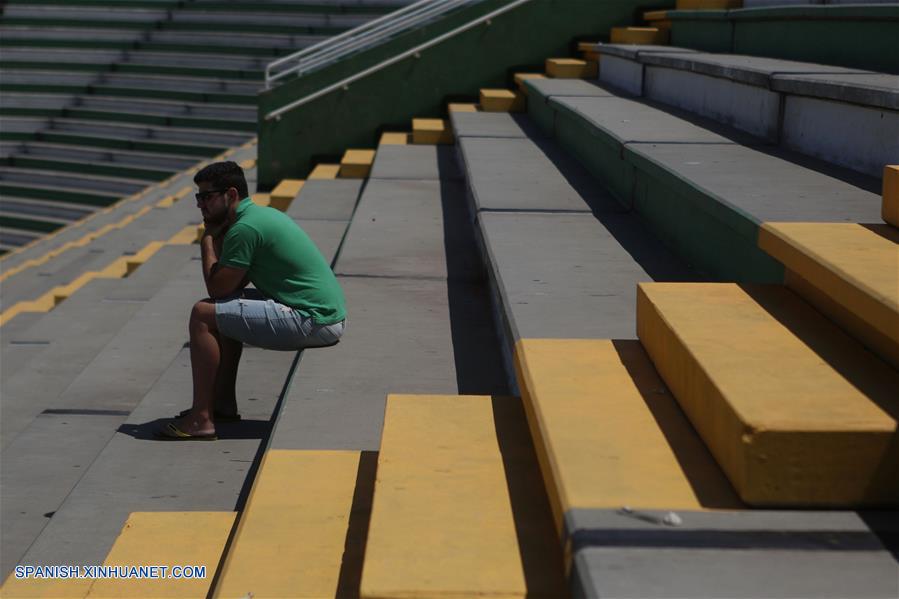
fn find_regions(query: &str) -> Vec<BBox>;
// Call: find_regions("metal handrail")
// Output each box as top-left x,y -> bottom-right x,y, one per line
265,0 -> 479,89
264,0 -> 532,122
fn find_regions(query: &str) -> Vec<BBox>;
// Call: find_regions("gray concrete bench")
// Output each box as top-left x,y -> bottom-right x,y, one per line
594,45 -> 899,177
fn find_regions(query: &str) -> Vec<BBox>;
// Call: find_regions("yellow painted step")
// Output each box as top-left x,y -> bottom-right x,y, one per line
214,451 -> 361,599
884,165 -> 899,227
411,118 -> 453,145
251,191 -> 272,208
360,394 -> 565,598
1,512 -> 236,597
239,158 -> 256,170
269,178 -> 304,211
677,0 -> 742,8
339,149 -> 376,179
637,283 -> 899,507
89,512 -> 235,598
515,338 -> 741,538
759,222 -> 899,370
545,58 -> 598,79
479,88 -> 525,112
447,102 -> 479,113
513,72 -> 545,93
610,26 -> 669,45
308,163 -> 340,179
379,131 -> 409,145
644,9 -> 669,20
0,234 -> 170,326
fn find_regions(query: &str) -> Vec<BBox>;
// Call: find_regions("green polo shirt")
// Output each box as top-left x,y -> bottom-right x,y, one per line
219,198 -> 346,324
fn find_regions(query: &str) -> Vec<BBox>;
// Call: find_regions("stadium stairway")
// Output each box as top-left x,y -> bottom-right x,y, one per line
2,3 -> 898,598
0,0 -> 414,253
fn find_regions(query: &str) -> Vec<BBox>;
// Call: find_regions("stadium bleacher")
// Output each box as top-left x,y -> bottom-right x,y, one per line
1,0 -> 897,597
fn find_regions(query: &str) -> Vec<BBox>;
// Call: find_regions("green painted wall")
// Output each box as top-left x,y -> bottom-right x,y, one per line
258,0 -> 648,189
669,5 -> 899,73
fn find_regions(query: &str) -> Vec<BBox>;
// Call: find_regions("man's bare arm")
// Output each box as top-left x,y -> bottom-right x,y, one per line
201,233 -> 248,299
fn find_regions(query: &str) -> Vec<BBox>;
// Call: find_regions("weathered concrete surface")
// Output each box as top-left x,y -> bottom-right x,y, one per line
458,135 -> 621,213
478,212 -> 695,342
568,509 -> 899,599
627,142 -> 882,222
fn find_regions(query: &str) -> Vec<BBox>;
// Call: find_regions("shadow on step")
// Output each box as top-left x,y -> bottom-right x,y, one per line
492,395 -> 568,596
117,418 -> 272,441
335,450 -> 378,599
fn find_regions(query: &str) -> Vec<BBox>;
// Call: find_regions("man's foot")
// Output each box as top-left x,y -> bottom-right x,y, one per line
175,407 -> 241,422
155,421 -> 217,441
167,414 -> 215,437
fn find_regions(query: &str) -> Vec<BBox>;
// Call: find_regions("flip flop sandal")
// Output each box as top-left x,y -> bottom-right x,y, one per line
155,421 -> 218,441
175,408 -> 241,422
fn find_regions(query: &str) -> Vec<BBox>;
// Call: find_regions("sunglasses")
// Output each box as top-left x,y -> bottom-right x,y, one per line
195,188 -> 231,204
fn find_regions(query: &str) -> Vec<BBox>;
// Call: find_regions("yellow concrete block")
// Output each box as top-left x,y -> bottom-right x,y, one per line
155,195 -> 176,208
514,72 -> 546,94
339,149 -> 376,179
637,283 -> 899,507
759,222 -> 899,370
360,395 -> 565,598
270,178 -> 305,209
447,102 -> 478,113
379,131 -> 410,146
89,512 -> 235,598
479,89 -> 526,113
213,451 -> 360,599
545,58 -> 598,79
644,9 -> 669,20
652,19 -> 673,30
239,158 -> 256,170
411,118 -> 453,145
252,192 -> 272,208
515,338 -> 740,537
582,50 -> 600,63
174,185 -> 193,200
577,41 -> 598,52
168,225 -> 200,245
308,164 -> 340,179
610,26 -> 669,45
677,0 -> 742,8
883,164 -> 899,227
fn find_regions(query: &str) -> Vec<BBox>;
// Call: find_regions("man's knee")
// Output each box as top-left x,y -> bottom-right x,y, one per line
189,299 -> 217,334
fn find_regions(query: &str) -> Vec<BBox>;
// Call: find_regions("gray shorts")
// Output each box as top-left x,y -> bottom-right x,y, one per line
214,289 -> 345,351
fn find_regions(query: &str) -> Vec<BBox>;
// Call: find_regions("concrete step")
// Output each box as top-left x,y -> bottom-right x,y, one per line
0,196 -> 95,222
213,451 -> 362,597
4,340 -> 291,581
524,78 -> 882,283
452,110 -> 696,357
0,69 -> 261,95
637,282 -> 899,507
0,166 -> 146,196
595,45 -> 899,177
272,143 -> 507,455
1,141 -> 200,170
360,394 -> 565,598
758,222 -> 899,370
171,10 -> 372,28
514,338 -> 741,551
43,118 -> 249,146
0,140 -> 254,274
3,5 -> 169,22
571,509 -> 899,599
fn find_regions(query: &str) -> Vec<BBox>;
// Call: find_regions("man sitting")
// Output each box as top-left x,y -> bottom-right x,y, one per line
158,161 -> 346,440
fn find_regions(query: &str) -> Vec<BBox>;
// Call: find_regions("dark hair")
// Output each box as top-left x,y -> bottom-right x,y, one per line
193,161 -> 249,199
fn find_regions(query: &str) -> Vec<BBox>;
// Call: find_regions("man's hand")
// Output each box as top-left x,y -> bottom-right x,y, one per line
200,229 -> 247,299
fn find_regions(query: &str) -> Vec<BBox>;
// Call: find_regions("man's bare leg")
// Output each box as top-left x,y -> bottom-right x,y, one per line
175,299 -> 219,435
214,335 -> 242,416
